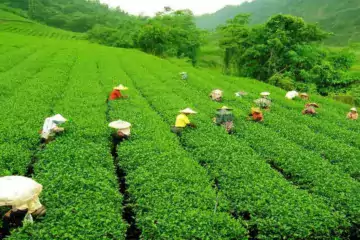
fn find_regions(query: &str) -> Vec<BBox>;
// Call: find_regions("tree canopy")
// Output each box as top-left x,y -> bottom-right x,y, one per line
219,14 -> 356,95
137,8 -> 203,65
196,0 -> 360,45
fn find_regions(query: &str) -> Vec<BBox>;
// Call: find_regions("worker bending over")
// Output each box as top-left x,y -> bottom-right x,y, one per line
235,91 -> 247,98
213,106 -> 234,134
300,93 -> 309,100
255,92 -> 271,110
180,72 -> 188,80
0,176 -> 46,238
248,107 -> 264,122
285,90 -> 299,100
210,89 -> 223,102
40,114 -> 67,144
302,103 -> 319,115
347,107 -> 358,120
108,85 -> 128,101
109,120 -> 131,157
171,108 -> 197,136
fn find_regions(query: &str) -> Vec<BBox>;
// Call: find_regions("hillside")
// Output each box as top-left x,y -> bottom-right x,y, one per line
196,0 -> 360,45
1,15 -> 360,240
0,10 -> 82,40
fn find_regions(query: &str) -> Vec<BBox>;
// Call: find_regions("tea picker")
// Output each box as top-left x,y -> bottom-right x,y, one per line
109,120 -> 131,157
213,106 -> 234,134
0,176 -> 46,238
108,84 -> 129,101
285,90 -> 299,100
40,114 -> 67,144
209,89 -> 223,102
235,91 -> 247,98
347,107 -> 358,120
302,103 -> 319,115
180,72 -> 188,80
171,108 -> 197,136
248,107 -> 264,122
300,93 -> 309,100
254,92 -> 271,110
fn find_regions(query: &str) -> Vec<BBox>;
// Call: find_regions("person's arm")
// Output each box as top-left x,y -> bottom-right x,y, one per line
118,90 -> 128,99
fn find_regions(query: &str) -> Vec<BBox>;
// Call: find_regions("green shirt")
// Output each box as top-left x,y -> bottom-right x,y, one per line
216,110 -> 234,125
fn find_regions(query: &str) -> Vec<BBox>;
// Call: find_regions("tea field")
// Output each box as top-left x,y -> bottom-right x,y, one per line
0,11 -> 360,240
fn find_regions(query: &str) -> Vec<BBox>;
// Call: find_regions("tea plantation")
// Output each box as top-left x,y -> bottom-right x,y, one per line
0,10 -> 359,240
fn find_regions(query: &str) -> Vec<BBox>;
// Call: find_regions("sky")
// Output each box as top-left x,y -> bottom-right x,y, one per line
100,0 -> 251,16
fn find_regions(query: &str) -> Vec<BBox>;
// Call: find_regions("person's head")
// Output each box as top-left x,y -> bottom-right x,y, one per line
109,120 -> 131,136
117,129 -> 126,137
261,92 -> 270,99
251,107 -> 261,114
218,106 -> 232,112
114,85 -> 128,92
180,108 -> 197,116
351,107 -> 357,113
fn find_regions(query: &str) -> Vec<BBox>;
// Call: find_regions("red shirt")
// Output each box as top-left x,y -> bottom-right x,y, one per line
109,89 -> 123,100
252,112 -> 263,122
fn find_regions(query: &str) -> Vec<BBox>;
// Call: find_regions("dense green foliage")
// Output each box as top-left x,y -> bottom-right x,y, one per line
1,11 -> 360,239
137,9 -> 202,65
1,2 -> 202,64
219,14 -> 357,95
1,0 -> 132,32
196,0 -> 360,45
0,10 -> 82,40
0,33 -> 128,239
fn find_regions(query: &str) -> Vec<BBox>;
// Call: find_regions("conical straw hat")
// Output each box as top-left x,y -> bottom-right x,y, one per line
351,107 -> 357,112
217,106 -> 233,110
213,89 -> 223,94
251,107 -> 261,113
179,108 -> 197,114
51,114 -> 67,124
114,84 -> 128,91
260,92 -> 270,96
109,120 -> 131,129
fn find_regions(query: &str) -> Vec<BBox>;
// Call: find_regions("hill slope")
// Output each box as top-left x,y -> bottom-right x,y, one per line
0,25 -> 360,239
0,9 -> 82,40
196,0 -> 360,44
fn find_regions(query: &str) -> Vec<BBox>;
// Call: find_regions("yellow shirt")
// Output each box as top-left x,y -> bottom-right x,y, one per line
175,113 -> 190,128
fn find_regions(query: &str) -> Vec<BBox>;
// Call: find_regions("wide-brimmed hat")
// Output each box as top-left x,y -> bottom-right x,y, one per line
51,114 -> 67,124
217,106 -> 233,110
114,84 -> 128,91
109,120 -> 131,129
179,108 -> 197,114
260,92 -> 270,96
251,107 -> 261,113
300,93 -> 308,97
213,89 -> 223,93
351,107 -> 357,112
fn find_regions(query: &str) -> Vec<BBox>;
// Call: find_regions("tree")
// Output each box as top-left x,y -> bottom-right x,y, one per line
137,9 -> 202,65
218,14 -> 356,95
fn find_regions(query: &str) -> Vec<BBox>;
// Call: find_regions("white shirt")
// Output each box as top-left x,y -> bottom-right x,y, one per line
285,91 -> 299,100
41,114 -> 66,139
